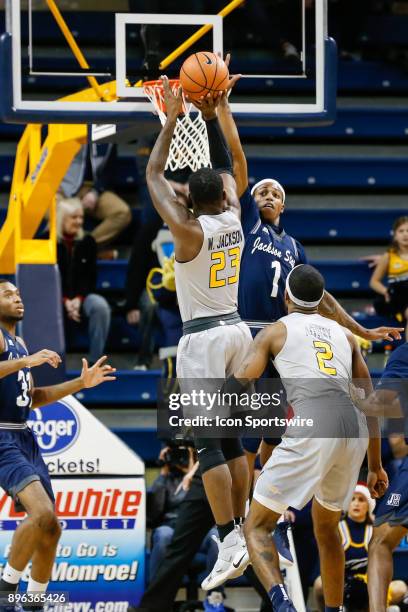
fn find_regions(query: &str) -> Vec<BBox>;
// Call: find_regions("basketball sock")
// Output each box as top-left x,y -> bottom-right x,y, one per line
217,520 -> 235,542
27,578 -> 48,593
268,584 -> 290,606
234,516 -> 244,527
0,563 -> 23,590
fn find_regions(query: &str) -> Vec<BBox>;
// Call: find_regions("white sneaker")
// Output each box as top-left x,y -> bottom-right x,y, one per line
237,523 -> 251,567
201,526 -> 250,591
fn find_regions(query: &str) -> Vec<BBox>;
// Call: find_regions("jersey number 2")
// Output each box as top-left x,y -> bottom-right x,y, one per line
210,247 -> 240,288
16,370 -> 32,408
313,341 -> 337,376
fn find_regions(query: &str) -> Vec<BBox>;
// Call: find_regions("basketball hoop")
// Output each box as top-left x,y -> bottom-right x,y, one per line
143,79 -> 211,173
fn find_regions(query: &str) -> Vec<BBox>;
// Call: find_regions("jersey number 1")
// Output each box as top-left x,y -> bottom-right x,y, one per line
270,261 -> 281,298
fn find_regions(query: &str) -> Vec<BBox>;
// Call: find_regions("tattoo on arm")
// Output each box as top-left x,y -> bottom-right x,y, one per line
319,291 -> 365,336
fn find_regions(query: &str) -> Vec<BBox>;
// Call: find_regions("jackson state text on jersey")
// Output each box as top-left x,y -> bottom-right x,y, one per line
238,187 -> 307,323
0,328 -> 32,424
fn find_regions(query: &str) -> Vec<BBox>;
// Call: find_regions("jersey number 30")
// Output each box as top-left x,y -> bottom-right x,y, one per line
210,247 -> 240,288
313,341 -> 337,376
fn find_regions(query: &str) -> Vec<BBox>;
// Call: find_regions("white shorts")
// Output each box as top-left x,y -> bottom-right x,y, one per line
253,435 -> 369,514
177,321 -> 252,379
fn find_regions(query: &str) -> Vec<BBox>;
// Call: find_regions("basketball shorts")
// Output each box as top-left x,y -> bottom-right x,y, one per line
0,427 -> 55,512
253,435 -> 368,514
375,456 -> 408,527
177,321 -> 252,379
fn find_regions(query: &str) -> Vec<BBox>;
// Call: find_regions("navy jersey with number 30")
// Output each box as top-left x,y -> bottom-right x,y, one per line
238,188 -> 307,324
0,328 -> 32,424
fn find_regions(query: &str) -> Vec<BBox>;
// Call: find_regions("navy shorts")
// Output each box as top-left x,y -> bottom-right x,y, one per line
375,456 -> 408,527
0,427 -> 54,512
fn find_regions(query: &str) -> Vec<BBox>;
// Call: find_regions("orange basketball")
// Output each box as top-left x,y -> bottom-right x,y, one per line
180,52 -> 229,101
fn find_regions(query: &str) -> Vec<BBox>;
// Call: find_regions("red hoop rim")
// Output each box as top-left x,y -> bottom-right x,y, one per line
142,79 -> 181,89
143,79 -> 186,114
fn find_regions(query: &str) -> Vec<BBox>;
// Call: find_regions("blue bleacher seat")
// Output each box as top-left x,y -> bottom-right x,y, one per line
96,259 -> 375,294
4,151 -> 407,190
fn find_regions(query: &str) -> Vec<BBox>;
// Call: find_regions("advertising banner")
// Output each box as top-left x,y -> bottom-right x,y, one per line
0,396 -> 145,608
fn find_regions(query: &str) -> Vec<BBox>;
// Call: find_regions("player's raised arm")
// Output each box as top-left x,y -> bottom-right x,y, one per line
146,77 -> 202,256
217,56 -> 248,198
318,290 -> 403,342
187,91 -> 240,217
31,356 -> 116,408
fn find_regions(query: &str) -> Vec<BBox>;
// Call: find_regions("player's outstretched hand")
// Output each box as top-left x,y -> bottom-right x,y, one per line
367,466 -> 389,499
25,349 -> 62,369
161,75 -> 183,121
81,355 -> 116,388
361,326 -> 404,342
223,53 -> 241,91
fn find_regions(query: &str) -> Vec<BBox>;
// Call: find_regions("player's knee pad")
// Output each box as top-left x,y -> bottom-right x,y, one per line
222,438 -> 244,462
195,438 -> 225,474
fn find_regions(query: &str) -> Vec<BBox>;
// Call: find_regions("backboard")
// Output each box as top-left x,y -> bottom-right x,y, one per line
0,0 -> 336,126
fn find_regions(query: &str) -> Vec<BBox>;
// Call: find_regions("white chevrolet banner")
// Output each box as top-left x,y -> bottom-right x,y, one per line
0,396 -> 146,609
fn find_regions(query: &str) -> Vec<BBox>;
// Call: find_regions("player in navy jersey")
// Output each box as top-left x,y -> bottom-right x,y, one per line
354,342 -> 408,612
0,279 -> 115,604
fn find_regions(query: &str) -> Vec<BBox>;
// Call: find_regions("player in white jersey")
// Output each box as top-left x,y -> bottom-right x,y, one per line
227,264 -> 388,612
146,78 -> 252,590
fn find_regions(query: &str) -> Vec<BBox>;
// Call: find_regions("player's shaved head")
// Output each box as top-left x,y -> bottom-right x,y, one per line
188,167 -> 224,209
287,264 -> 325,308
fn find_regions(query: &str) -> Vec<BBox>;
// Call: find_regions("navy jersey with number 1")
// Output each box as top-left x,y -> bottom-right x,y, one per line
238,187 -> 307,326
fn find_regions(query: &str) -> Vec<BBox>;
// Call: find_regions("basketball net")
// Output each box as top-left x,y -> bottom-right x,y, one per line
143,79 -> 211,173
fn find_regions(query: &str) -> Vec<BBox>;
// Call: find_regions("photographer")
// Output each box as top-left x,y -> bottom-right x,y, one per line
148,443 -> 197,578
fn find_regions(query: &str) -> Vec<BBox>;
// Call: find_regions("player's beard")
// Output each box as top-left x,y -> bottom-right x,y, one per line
3,313 -> 24,324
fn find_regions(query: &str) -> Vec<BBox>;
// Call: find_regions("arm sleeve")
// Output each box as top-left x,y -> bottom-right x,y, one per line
205,117 -> 233,174
240,187 -> 260,237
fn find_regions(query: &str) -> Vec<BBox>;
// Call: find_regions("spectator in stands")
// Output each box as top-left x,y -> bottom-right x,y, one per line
56,198 -> 111,365
313,484 -> 407,611
370,216 -> 408,340
59,143 -> 131,253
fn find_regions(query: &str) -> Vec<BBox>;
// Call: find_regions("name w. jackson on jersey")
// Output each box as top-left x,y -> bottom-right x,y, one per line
175,211 -> 244,323
0,328 -> 32,424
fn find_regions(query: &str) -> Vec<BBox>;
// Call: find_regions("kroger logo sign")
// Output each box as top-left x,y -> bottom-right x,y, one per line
28,402 -> 80,456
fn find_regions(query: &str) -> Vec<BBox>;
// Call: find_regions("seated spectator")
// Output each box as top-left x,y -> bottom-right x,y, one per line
370,216 -> 408,340
313,484 -> 407,611
56,198 -> 111,365
59,142 -> 131,252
